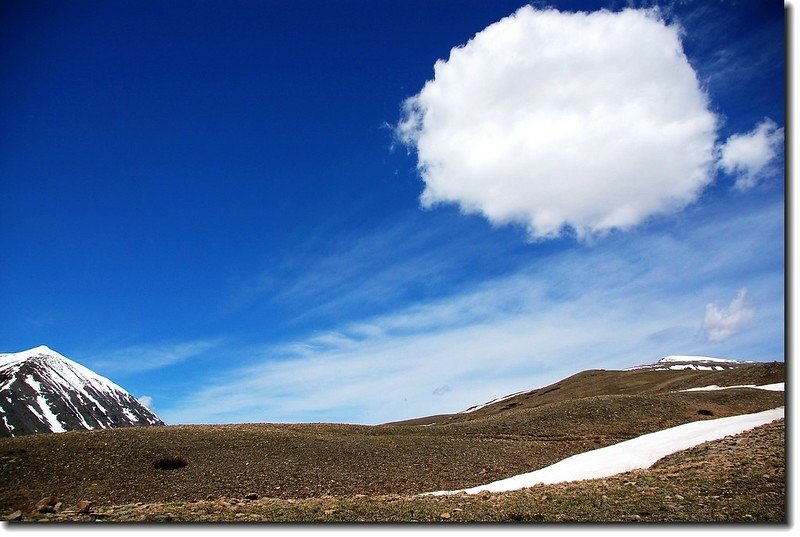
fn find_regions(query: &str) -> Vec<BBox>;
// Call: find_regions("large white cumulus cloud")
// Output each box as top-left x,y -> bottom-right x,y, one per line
397,7 -> 718,239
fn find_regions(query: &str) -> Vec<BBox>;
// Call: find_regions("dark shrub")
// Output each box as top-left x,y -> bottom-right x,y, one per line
153,455 -> 187,470
697,409 -> 714,416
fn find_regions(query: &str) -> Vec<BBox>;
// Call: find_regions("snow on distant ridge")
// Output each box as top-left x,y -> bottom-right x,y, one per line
463,355 -> 758,414
659,355 -> 744,364
625,354 -> 753,371
425,406 -> 784,495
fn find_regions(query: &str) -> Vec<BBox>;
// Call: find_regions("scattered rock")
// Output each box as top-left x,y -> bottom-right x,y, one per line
76,500 -> 93,514
244,493 -> 258,501
439,512 -> 451,520
323,509 -> 336,515
7,510 -> 22,521
36,496 -> 57,509
36,496 -> 58,513
674,495 -> 684,501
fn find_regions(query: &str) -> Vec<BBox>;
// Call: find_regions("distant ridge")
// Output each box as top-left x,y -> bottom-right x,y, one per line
462,355 -> 758,416
0,346 -> 163,437
385,354 -> 782,427
625,354 -> 754,372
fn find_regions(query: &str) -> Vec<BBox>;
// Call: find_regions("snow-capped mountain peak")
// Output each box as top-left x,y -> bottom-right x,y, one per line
0,346 -> 163,437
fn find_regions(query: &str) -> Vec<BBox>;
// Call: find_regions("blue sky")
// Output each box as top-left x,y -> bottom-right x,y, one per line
0,0 -> 785,425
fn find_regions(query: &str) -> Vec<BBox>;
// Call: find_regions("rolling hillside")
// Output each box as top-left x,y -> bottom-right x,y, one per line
0,355 -> 783,522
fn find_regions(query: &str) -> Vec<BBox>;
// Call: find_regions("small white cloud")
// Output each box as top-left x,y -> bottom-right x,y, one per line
703,289 -> 755,342
718,118 -> 784,190
397,6 -> 717,240
137,395 -> 154,409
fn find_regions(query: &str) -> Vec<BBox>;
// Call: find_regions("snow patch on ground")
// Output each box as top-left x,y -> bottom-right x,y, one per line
424,407 -> 784,495
679,382 -> 784,393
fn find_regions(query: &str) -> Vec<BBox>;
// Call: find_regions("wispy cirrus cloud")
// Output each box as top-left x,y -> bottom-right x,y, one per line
161,201 -> 783,426
225,208 -> 531,333
87,339 -> 224,376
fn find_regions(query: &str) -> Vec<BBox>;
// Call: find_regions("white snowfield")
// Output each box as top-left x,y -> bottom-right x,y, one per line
424,406 -> 784,496
679,382 -> 784,393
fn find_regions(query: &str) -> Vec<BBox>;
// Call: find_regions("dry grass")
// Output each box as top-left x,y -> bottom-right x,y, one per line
8,419 -> 784,523
0,388 -> 783,520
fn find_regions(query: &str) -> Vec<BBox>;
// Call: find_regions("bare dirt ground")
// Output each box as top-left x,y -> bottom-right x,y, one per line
0,387 -> 783,522
6,419 -> 785,523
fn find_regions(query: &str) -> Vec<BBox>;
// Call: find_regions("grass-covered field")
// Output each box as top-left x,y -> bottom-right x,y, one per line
5,419 -> 785,522
1,363 -> 785,522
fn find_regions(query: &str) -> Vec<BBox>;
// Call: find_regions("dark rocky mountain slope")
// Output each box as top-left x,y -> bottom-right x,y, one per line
0,346 -> 163,437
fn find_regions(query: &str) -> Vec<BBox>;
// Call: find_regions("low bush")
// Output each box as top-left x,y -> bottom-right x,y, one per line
153,455 -> 188,470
